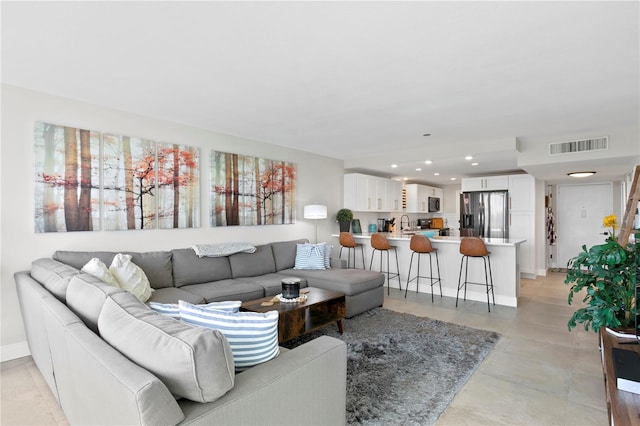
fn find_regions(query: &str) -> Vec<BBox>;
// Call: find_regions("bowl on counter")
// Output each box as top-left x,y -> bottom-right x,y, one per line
421,230 -> 438,238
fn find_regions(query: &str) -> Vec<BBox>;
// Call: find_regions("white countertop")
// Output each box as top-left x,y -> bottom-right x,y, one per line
332,232 -> 525,246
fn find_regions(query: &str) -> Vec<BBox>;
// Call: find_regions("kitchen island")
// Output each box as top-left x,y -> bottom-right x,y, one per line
330,233 -> 526,307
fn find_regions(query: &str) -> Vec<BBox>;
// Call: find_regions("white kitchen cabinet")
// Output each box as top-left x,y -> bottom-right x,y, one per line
405,184 -> 427,213
507,174 -> 536,276
405,183 -> 443,213
508,174 -> 534,212
386,180 -> 403,212
510,211 -> 535,275
343,173 -> 402,212
461,176 -> 509,191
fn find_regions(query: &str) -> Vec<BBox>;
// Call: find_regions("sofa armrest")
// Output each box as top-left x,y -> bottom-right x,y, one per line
330,257 -> 347,269
178,336 -> 347,425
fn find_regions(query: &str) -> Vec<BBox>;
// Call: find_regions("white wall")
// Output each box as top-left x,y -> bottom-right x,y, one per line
0,85 -> 344,358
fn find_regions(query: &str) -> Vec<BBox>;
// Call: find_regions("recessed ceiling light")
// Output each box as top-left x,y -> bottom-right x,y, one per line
391,164 -> 398,168
567,171 -> 596,178
464,155 -> 473,161
416,168 -> 422,171
472,162 -> 478,166
424,160 -> 432,165
434,172 -> 440,176
403,177 -> 408,181
450,177 -> 456,181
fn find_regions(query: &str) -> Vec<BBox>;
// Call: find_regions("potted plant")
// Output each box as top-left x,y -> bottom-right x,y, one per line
336,208 -> 353,232
565,214 -> 638,332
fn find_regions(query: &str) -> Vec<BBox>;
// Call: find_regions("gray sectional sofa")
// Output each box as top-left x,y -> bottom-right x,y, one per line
15,239 -> 385,425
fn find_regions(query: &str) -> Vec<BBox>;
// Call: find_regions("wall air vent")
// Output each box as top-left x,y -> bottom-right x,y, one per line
549,137 -> 608,156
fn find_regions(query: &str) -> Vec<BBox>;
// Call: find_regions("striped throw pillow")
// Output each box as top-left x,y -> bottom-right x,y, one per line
178,301 -> 280,370
149,300 -> 242,319
294,243 -> 326,270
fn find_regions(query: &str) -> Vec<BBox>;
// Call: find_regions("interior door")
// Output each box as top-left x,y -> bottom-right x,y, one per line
556,183 -> 613,268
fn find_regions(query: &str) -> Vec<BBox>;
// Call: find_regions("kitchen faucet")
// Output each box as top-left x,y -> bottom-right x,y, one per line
400,215 -> 410,230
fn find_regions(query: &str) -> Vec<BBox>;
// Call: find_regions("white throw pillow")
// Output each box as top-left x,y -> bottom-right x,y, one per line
294,243 -> 326,270
81,258 -> 121,288
179,301 -> 279,371
109,253 -> 153,302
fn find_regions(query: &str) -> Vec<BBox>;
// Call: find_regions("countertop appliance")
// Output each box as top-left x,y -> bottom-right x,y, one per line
417,218 -> 431,229
460,191 -> 509,238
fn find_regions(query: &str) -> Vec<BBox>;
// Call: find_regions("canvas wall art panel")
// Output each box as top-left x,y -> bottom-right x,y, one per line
156,143 -> 200,229
34,122 -> 100,232
210,151 -> 296,226
103,133 -> 157,230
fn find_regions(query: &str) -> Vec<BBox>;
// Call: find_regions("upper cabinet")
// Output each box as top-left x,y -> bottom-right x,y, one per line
405,183 -> 443,213
507,174 -> 534,212
461,176 -> 509,191
343,173 -> 403,212
386,179 -> 403,212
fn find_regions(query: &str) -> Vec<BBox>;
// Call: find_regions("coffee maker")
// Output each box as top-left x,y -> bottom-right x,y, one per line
377,218 -> 392,232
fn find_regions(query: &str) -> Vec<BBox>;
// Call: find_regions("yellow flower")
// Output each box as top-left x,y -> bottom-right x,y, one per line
603,214 -> 619,229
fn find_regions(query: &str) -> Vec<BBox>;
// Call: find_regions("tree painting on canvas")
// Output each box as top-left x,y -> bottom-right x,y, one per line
34,122 -> 100,232
210,151 -> 296,226
156,143 -> 200,229
103,134 -> 156,230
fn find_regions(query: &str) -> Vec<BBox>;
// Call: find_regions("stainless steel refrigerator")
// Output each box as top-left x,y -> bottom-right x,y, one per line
459,191 -> 509,238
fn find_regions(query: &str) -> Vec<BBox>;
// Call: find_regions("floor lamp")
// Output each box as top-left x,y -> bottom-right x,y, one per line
304,204 -> 327,243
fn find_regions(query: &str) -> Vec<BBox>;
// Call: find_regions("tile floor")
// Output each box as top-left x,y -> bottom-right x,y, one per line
1,272 -> 608,425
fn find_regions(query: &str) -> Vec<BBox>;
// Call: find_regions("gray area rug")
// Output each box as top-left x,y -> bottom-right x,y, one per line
282,308 -> 500,425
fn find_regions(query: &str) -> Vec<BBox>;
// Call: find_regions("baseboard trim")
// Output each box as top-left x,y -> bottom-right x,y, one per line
1,341 -> 30,362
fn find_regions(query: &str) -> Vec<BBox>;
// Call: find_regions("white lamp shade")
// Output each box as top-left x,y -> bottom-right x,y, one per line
303,204 -> 327,219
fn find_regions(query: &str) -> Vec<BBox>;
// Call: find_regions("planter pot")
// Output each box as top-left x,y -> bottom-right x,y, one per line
339,222 -> 350,232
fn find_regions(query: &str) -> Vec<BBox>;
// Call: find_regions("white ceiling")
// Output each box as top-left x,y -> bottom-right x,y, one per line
2,1 -> 639,186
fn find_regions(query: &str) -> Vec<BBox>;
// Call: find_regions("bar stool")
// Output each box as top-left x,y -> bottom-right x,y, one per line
456,237 -> 495,312
405,234 -> 442,302
338,232 -> 366,269
369,233 -> 401,294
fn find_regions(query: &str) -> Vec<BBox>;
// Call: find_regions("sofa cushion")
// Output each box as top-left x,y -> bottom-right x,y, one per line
81,258 -> 120,288
65,274 -> 127,334
236,274 -> 308,297
280,268 -> 385,297
125,251 -> 174,289
53,251 -> 174,289
228,244 -> 276,278
270,239 -> 307,271
98,291 -> 235,403
147,287 -> 206,305
171,248 -> 233,287
31,258 -> 81,302
179,301 -> 279,371
109,254 -> 153,302
149,300 -> 242,319
180,279 -> 264,302
53,250 -> 116,270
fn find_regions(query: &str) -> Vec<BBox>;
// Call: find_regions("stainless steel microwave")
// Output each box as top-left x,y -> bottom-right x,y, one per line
428,197 -> 440,212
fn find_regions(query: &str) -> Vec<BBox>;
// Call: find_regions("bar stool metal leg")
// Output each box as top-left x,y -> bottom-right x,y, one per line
406,250 -> 442,301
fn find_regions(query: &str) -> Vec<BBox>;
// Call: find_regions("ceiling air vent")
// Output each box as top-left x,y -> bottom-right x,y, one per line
549,137 -> 608,156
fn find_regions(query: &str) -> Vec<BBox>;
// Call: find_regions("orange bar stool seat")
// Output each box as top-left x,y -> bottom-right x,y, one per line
405,235 -> 442,302
456,237 -> 495,312
338,232 -> 366,269
369,233 -> 401,295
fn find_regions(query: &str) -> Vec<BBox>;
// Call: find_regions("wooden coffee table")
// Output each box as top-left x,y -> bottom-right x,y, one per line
241,287 -> 346,343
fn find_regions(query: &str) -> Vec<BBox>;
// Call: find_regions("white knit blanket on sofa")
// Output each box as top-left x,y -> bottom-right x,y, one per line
192,242 -> 257,258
